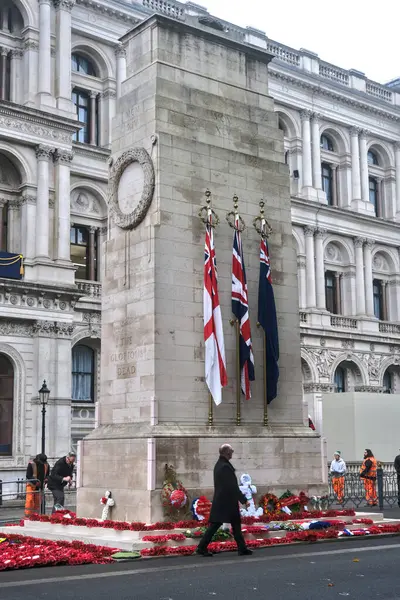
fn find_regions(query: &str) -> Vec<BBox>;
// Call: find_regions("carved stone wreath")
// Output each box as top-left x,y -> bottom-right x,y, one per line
108,147 -> 155,230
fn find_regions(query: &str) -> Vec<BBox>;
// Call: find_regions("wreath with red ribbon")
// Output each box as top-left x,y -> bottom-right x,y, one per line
259,493 -> 282,515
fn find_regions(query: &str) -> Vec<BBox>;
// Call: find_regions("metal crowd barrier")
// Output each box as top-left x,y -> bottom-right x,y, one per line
0,478 -> 76,521
328,467 -> 399,510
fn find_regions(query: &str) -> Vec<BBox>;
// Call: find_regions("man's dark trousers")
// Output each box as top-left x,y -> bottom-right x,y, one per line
51,488 -> 65,513
197,518 -> 247,553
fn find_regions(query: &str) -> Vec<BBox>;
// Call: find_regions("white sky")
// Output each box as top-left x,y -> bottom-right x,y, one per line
202,0 -> 399,84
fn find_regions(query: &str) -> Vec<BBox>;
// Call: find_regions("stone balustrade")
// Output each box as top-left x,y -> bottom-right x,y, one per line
379,321 -> 400,334
267,41 -> 300,66
366,82 -> 393,103
319,62 -> 350,86
76,280 -> 102,299
330,316 -> 358,329
141,0 -> 184,18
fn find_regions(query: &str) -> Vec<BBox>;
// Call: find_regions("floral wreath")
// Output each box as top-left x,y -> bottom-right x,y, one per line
260,493 -> 282,515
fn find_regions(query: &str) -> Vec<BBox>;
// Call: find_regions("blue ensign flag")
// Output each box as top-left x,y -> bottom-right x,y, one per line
258,238 -> 279,403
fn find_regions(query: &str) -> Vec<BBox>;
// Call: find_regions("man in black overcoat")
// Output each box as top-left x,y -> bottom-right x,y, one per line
196,444 -> 252,557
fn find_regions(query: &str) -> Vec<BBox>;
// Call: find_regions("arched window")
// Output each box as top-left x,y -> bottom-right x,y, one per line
321,163 -> 333,205
320,135 -> 334,152
72,345 -> 95,402
71,53 -> 97,77
383,370 -> 393,394
70,225 -> 98,281
368,150 -> 379,166
0,353 -> 14,455
334,366 -> 346,393
369,177 -> 379,216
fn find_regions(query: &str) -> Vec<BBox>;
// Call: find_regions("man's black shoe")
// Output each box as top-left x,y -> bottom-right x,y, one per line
195,549 -> 213,557
238,549 -> 253,556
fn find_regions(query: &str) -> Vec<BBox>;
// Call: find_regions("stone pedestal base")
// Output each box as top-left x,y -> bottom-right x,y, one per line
77,423 -> 327,523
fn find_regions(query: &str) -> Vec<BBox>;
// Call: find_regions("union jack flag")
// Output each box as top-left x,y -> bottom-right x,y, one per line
231,221 -> 255,400
204,221 -> 227,405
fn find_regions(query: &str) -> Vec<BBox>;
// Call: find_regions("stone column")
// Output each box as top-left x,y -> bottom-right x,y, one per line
304,226 -> 316,308
350,127 -> 361,201
54,0 -> 75,112
23,39 -> 39,106
35,145 -> 53,259
382,281 -> 388,321
53,150 -> 73,262
311,113 -> 322,190
0,203 -> 4,251
0,48 -> 8,100
10,50 -> 23,104
363,239 -> 375,317
115,44 -> 127,99
20,195 -> 36,259
37,0 -> 52,104
331,165 -> 338,206
359,129 -> 369,204
354,237 -> 366,315
7,202 -> 21,253
335,272 -> 342,314
89,226 -> 97,280
90,91 -> 97,145
298,259 -> 307,309
301,110 -> 313,189
395,143 -> 400,217
314,228 -> 326,310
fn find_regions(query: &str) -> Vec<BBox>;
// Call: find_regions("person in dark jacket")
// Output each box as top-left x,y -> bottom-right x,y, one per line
47,452 -> 76,512
24,454 -> 49,517
196,444 -> 252,557
394,450 -> 400,507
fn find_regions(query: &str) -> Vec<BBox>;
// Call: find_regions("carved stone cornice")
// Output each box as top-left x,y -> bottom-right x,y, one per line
300,109 -> 312,121
53,149 -> 74,165
303,383 -> 335,393
75,0 -> 140,24
269,69 -> 400,124
10,49 -> 24,59
101,90 -> 117,99
115,43 -> 126,58
354,237 -> 365,248
0,280 -> 79,312
24,40 -> 39,51
0,102 -> 78,144
315,228 -> 327,239
36,145 -> 54,160
21,195 -> 36,205
354,385 -> 382,393
304,226 -> 315,237
53,0 -> 75,10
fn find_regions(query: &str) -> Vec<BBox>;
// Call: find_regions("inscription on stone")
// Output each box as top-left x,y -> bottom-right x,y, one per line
117,364 -> 136,379
110,350 -> 136,363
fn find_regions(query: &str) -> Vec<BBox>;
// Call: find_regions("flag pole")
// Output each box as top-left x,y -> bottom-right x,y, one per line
254,200 -> 273,427
227,194 -> 246,427
199,189 -> 220,427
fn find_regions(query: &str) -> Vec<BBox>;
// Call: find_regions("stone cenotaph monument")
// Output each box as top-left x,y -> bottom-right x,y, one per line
77,13 -> 326,521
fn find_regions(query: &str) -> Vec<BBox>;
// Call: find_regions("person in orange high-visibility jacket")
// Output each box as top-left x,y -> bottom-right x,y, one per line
330,451 -> 346,504
24,454 -> 49,517
360,449 -> 377,506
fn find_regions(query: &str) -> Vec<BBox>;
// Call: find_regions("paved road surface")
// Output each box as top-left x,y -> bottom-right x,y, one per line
1,537 -> 400,600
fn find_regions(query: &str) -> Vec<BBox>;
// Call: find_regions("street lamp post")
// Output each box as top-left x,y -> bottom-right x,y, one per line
39,380 -> 50,455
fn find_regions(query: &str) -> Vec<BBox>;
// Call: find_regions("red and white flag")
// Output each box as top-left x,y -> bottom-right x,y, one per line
204,221 -> 227,405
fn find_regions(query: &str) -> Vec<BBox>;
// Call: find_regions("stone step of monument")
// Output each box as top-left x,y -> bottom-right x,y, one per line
1,513 -> 396,555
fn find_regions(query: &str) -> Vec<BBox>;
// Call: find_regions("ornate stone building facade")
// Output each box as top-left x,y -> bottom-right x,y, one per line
1,0 -> 400,483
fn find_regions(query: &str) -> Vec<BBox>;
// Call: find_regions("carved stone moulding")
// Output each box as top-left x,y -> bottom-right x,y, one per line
108,147 -> 155,230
